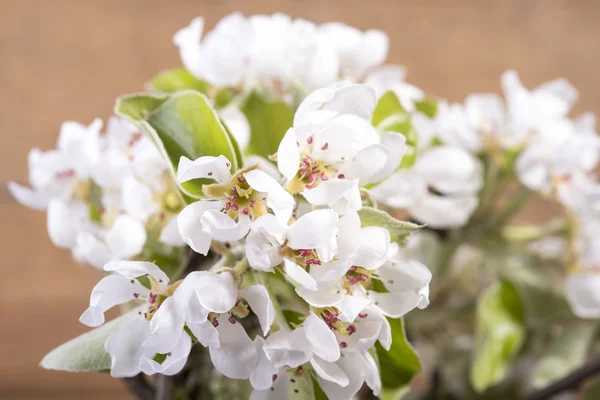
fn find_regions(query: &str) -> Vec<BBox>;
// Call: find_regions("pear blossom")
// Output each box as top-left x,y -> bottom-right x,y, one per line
364,65 -> 424,112
177,155 -> 295,254
276,82 -> 406,213
245,209 -> 340,289
173,13 -> 387,94
372,145 -> 483,228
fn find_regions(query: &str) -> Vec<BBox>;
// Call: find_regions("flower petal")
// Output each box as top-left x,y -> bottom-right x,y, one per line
310,356 -> 349,387
354,227 -> 398,270
263,328 -> 311,368
277,128 -> 301,182
286,209 -> 339,250
377,259 -> 432,309
250,337 -> 279,391
188,320 -> 220,348
105,215 -> 147,260
104,316 -> 152,378
209,314 -> 257,379
245,169 -> 294,225
302,179 -> 362,215
565,273 -> 600,319
159,216 -> 185,247
176,155 -> 232,183
143,297 -> 185,354
104,260 -> 170,285
122,176 -> 158,222
241,285 -> 275,336
200,209 -> 251,242
370,290 -> 423,318
140,332 -> 191,376
7,182 -> 49,210
80,274 -> 148,327
284,258 -> 317,291
177,200 -> 224,254
317,352 -> 366,400
304,312 -> 340,362
296,282 -> 346,307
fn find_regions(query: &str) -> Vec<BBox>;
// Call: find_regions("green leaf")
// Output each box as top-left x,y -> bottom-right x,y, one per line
372,91 -> 418,168
241,91 -> 294,159
532,322 -> 597,388
115,91 -> 242,200
358,207 -> 423,246
415,98 -> 439,118
147,68 -> 211,94
40,308 -> 142,372
376,317 -> 422,391
470,281 -> 525,393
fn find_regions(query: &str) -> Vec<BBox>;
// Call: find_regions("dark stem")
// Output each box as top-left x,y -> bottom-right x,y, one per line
523,357 -> 600,400
155,374 -> 174,400
122,374 -> 155,400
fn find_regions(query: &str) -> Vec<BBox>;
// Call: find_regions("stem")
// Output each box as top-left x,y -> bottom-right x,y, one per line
502,219 -> 569,242
523,357 -> 600,400
154,375 -> 174,400
491,189 -> 533,228
121,375 -> 155,400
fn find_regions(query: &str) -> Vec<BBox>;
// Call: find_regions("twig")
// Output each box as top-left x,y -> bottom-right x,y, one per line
122,374 -> 155,400
155,374 -> 174,400
523,357 -> 600,400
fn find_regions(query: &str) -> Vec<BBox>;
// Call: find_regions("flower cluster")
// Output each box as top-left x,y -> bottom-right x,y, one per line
66,82 -> 432,399
174,13 -> 388,94
9,118 -> 186,269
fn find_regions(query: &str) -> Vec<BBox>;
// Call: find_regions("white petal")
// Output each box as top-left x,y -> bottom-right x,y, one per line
363,351 -> 381,395
287,209 -> 339,250
176,155 -> 232,183
177,200 -> 224,254
414,146 -> 483,194
336,295 -> 373,323
310,356 -> 349,387
250,369 -> 290,400
104,260 -> 170,285
317,352 -> 366,400
80,274 -> 148,327
241,285 -> 275,335
173,17 -> 205,80
245,169 -> 294,225
143,297 -> 185,354
105,215 -> 147,260
263,328 -> 311,368
310,258 -> 354,282
304,312 -> 340,362
409,193 -> 479,229
209,314 -> 257,379
122,176 -> 157,222
296,282 -> 346,307
159,216 -> 185,247
73,231 -> 112,270
200,209 -> 250,242
7,182 -> 49,210
370,291 -> 423,318
565,273 -> 600,319
284,258 -> 317,291
336,144 -> 388,185
377,259 -> 432,309
335,212 -> 362,260
354,227 -> 397,270
188,320 -> 220,348
179,271 -> 239,314
250,337 -> 279,391
302,179 -> 362,215
140,332 -> 191,376
220,104 -> 251,151
171,275 -> 210,323
104,316 -> 152,378
311,115 -> 379,163
277,128 -> 301,182
47,199 -> 86,249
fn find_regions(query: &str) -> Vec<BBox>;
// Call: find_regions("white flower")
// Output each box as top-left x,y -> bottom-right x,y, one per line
9,118 -> 102,210
565,272 -> 600,319
277,82 -> 405,213
177,155 -> 294,254
364,65 -> 424,112
316,351 -> 381,400
79,261 -> 191,377
373,145 -> 483,228
516,115 -> 600,193
245,209 -> 340,289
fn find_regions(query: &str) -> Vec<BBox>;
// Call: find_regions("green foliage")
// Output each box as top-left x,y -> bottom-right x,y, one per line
115,91 -> 242,200
532,322 -> 597,388
372,91 -> 419,168
40,308 -> 142,373
376,318 -> 422,391
358,206 -> 423,246
147,68 -> 210,94
470,281 -> 525,393
414,98 -> 439,118
241,91 -> 294,159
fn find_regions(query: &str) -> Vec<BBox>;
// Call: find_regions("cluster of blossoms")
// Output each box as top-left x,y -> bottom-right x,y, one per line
15,10 -> 600,400
72,83 -> 431,399
9,118 -> 185,269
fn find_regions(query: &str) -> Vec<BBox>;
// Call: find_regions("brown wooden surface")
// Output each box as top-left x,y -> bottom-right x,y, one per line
1,0 -> 599,398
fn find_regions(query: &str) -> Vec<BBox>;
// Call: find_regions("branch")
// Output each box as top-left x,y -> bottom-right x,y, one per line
523,357 -> 600,400
122,374 -> 155,400
155,374 -> 174,400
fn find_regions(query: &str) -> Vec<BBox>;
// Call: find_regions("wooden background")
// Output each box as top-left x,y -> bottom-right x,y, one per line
2,1 -> 599,398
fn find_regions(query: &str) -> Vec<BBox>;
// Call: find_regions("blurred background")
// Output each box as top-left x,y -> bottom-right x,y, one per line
2,0 -> 600,398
